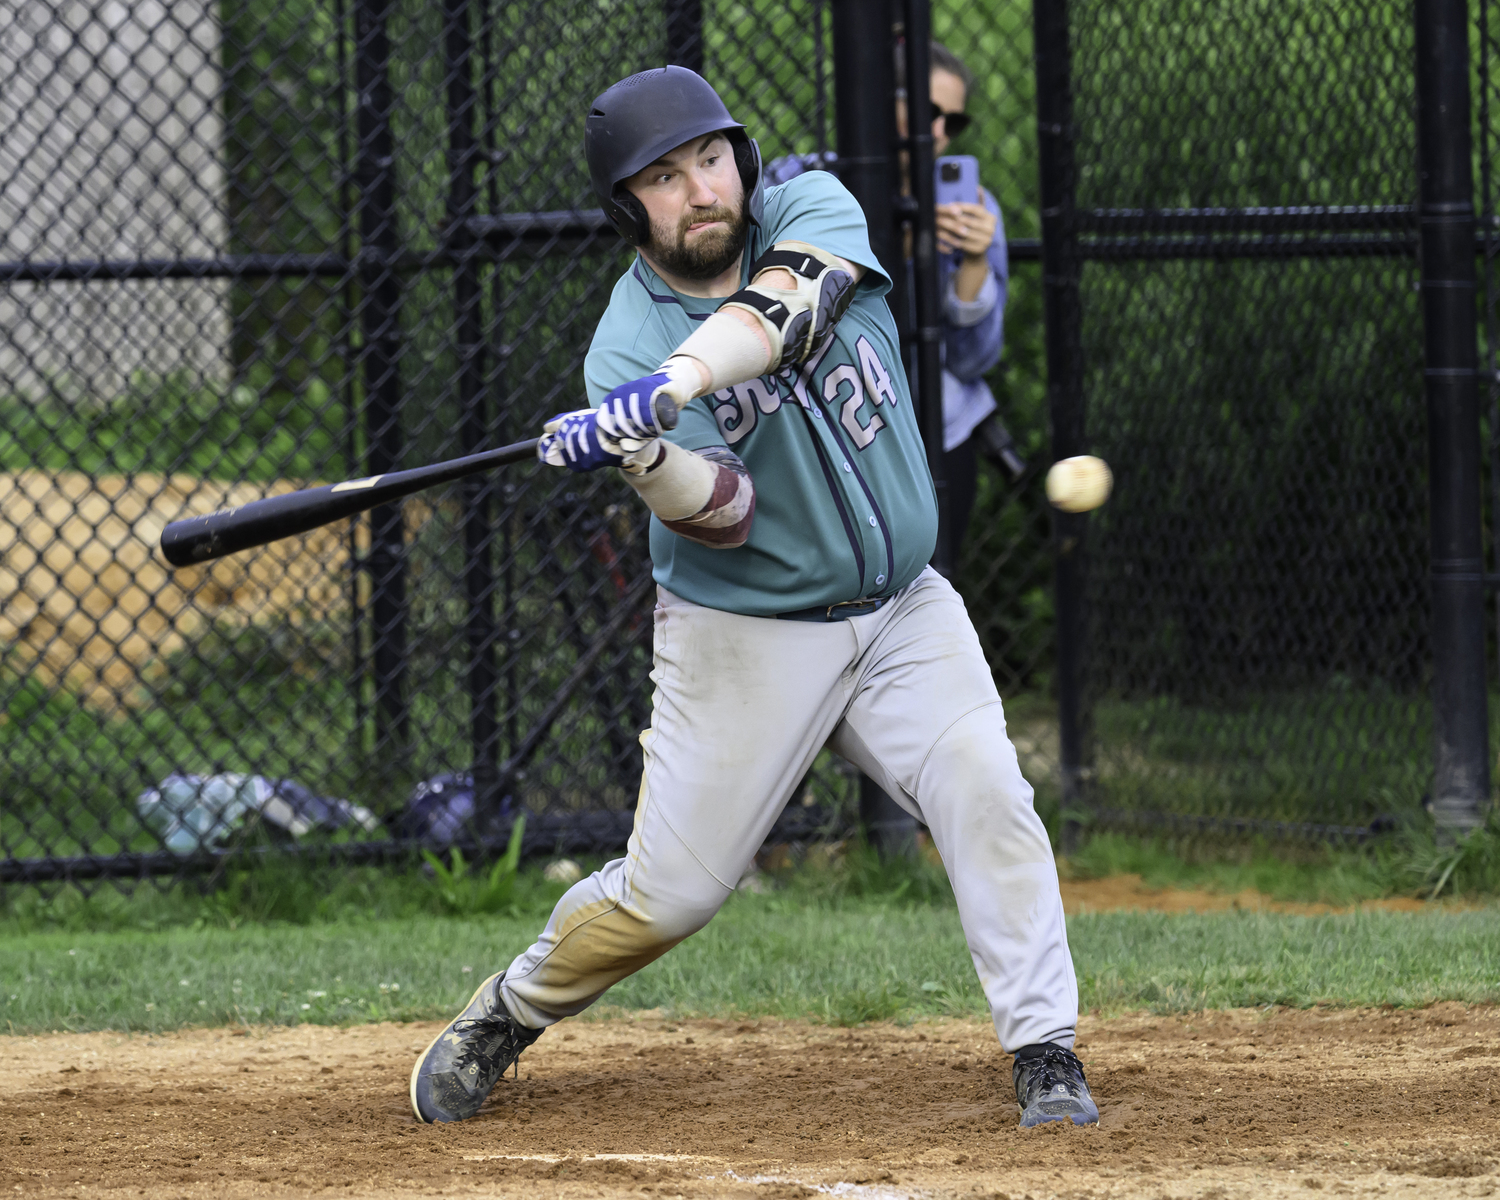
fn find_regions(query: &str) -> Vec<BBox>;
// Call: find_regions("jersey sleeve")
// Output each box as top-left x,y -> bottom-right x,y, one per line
584,320 -> 727,453
759,171 -> 892,298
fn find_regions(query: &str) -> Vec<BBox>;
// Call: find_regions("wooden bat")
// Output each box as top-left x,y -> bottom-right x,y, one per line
160,438 -> 541,566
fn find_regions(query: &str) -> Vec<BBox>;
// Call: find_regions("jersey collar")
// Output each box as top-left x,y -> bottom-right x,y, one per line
630,249 -> 758,322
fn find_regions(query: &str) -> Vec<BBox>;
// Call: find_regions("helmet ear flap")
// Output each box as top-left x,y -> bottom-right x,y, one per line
606,187 -> 651,246
734,136 -> 765,228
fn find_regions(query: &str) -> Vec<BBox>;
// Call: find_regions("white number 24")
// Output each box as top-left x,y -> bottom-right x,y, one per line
827,335 -> 899,449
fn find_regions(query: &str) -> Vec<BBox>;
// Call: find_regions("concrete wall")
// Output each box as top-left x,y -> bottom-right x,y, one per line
0,0 -> 228,404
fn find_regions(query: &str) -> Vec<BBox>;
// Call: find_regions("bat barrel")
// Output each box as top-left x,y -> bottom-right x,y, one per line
160,484 -> 364,566
159,437 -> 540,566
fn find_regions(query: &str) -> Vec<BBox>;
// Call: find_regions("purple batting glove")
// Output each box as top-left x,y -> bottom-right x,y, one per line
537,408 -> 621,472
537,371 -> 683,473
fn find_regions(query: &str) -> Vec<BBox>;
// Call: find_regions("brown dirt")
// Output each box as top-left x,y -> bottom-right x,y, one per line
0,470 -> 355,710
0,471 -> 442,711
1056,874 -> 1442,916
3,1006 -> 1497,1199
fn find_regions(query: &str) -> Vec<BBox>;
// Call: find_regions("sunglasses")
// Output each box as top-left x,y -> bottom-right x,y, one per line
931,103 -> 972,137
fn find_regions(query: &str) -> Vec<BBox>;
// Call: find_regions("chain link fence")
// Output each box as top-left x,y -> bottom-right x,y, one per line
0,0 -> 1492,889
0,0 -> 863,887
1061,0 -> 1482,840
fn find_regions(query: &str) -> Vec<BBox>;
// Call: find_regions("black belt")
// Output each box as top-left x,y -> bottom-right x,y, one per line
777,595 -> 894,623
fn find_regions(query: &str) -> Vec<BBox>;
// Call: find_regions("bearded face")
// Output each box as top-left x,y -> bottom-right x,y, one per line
644,194 -> 748,283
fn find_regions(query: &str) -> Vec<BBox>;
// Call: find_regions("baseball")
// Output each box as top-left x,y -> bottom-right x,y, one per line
543,857 -> 584,885
1045,455 -> 1113,513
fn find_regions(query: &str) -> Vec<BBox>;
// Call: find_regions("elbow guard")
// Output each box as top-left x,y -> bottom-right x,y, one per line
720,241 -> 856,371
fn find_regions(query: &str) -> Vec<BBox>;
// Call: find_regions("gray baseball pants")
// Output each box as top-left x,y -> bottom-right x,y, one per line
500,566 -> 1078,1052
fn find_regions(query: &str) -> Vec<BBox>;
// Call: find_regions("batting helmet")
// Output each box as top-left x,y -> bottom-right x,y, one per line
585,66 -> 764,247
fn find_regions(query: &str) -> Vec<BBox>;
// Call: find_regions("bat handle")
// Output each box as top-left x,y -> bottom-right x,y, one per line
652,391 -> 680,433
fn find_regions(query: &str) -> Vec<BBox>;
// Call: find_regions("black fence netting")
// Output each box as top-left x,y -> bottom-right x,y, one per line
930,0 -> 1057,791
1065,1 -> 1444,836
0,0 -> 864,887
0,0 -> 1491,889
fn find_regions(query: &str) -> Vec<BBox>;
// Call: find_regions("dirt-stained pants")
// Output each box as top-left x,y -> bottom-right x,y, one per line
500,567 -> 1078,1052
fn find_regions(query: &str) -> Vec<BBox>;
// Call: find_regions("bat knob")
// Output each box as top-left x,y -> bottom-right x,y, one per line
651,391 -> 679,433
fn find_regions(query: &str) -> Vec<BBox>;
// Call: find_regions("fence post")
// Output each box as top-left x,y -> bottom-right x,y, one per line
832,0 -> 901,282
1033,0 -> 1090,850
831,0 -> 917,856
445,0 -> 502,821
1416,0 -> 1491,840
665,0 -> 703,73
901,0 -> 951,580
353,0 -> 409,764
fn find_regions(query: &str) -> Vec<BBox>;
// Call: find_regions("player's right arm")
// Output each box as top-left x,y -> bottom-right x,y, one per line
627,442 -> 754,548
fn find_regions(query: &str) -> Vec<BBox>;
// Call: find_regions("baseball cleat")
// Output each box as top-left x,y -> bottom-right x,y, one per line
1013,1042 -> 1100,1127
410,972 -> 542,1123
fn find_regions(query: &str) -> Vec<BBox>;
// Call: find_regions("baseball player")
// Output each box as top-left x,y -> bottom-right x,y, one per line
411,65 -> 1098,1130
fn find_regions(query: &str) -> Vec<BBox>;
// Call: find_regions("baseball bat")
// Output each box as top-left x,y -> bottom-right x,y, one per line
160,437 -> 540,566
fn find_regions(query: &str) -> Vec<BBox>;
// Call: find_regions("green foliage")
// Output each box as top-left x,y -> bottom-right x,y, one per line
0,857 -> 578,936
421,815 -> 528,915
1398,808 -> 1500,900
220,0 -> 350,398
1090,686 -> 1438,827
0,378 -> 347,481
774,838 -> 957,908
819,985 -> 905,1027
1072,0 -> 1411,209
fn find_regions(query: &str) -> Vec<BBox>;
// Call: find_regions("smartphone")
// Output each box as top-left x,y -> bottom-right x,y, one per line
935,155 -> 980,207
935,155 -> 980,273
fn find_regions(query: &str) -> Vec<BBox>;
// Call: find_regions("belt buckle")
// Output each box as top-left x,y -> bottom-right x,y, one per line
827,598 -> 878,620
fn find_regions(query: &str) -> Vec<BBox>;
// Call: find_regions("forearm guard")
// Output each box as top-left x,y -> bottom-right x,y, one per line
720,241 -> 856,371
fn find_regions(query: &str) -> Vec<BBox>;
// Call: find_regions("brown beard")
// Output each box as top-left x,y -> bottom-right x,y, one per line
646,201 -> 748,282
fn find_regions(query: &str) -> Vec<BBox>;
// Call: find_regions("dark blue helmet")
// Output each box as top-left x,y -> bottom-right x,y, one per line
585,65 -> 764,247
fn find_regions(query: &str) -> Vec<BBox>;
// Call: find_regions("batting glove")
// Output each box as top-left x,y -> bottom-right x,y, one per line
536,367 -> 695,474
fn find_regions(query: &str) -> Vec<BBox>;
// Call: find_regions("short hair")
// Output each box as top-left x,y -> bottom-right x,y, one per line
894,40 -> 975,100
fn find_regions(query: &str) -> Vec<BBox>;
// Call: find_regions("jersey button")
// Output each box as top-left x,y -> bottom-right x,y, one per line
867,516 -> 877,527
876,574 -> 886,586
842,461 -> 852,472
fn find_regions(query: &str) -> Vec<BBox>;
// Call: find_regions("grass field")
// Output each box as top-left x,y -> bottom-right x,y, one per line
3,880 -> 1496,1036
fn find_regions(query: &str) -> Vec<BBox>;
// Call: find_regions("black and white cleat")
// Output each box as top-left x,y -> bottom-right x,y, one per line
1013,1042 -> 1100,1128
410,972 -> 542,1123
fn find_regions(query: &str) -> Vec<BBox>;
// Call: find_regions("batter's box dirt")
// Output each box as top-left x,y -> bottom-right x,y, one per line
1,1006 -> 1496,1199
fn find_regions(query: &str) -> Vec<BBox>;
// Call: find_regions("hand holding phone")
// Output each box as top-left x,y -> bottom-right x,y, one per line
934,156 -> 993,259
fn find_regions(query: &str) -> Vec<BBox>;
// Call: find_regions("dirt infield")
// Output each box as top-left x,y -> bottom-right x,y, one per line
2,1006 -> 1495,1199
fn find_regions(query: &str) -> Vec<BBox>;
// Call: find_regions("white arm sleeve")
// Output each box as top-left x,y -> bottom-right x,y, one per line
620,439 -> 716,521
662,312 -> 773,396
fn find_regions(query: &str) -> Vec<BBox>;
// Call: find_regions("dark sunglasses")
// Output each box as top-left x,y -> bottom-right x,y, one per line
931,103 -> 972,137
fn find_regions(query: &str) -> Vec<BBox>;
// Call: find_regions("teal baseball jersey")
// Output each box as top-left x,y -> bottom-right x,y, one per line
584,169 -> 937,617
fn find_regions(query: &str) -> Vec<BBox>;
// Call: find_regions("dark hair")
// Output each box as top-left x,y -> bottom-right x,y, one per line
894,40 -> 975,100
930,42 -> 974,98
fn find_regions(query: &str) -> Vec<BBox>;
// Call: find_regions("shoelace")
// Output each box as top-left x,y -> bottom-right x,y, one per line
1018,1047 -> 1086,1102
451,1012 -> 533,1082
